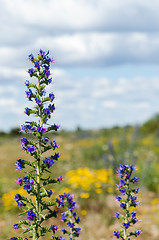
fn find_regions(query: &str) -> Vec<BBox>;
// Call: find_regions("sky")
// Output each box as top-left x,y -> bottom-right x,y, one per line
1,0 -> 159,131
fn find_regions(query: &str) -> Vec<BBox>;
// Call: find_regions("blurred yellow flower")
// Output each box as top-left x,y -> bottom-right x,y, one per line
66,167 -> 115,197
107,187 -> 113,193
81,210 -> 87,215
94,182 -> 101,188
80,192 -> 90,199
96,188 -> 102,194
142,137 -> 151,146
112,137 -> 119,145
58,187 -> 71,194
152,198 -> 159,205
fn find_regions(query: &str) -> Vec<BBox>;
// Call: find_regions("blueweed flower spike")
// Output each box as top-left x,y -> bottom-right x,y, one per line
9,50 -> 81,240
114,164 -> 141,240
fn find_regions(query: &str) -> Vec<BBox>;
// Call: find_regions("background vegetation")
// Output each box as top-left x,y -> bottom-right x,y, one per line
1,115 -> 159,239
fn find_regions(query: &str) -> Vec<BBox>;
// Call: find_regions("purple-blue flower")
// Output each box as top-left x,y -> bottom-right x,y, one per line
15,159 -> 25,170
20,137 -> 28,145
56,198 -> 64,208
130,165 -> 136,171
73,212 -> 77,218
45,55 -> 54,63
134,188 -> 140,194
132,218 -> 138,223
44,69 -> 51,78
35,98 -> 42,106
61,227 -> 67,234
48,104 -> 55,112
120,203 -> 126,209
49,93 -> 55,101
34,61 -> 40,69
72,227 -> 81,237
131,211 -> 136,218
53,152 -> 60,160
37,126 -> 46,134
114,231 -> 120,238
44,137 -> 49,142
51,124 -> 60,131
14,194 -> 21,202
17,201 -> 26,207
28,68 -> 35,75
131,200 -> 139,207
27,210 -> 36,221
44,108 -> 51,117
21,123 -> 35,132
28,54 -> 34,61
43,158 -> 54,168
76,216 -> 80,223
57,176 -> 63,182
50,225 -> 58,233
116,179 -> 125,189
47,190 -> 53,197
24,107 -> 31,116
27,145 -> 35,154
132,177 -> 139,183
25,80 -> 30,86
135,230 -> 141,235
39,49 -> 45,56
116,196 -> 122,201
42,88 -> 46,96
13,223 -> 19,229
17,177 -> 23,185
23,179 -> 34,192
115,212 -> 120,218
25,89 -> 33,99
47,77 -> 52,84
123,222 -> 131,229
130,195 -> 137,201
119,188 -> 126,195
50,140 -> 58,149
61,212 -> 67,221
67,221 -> 75,228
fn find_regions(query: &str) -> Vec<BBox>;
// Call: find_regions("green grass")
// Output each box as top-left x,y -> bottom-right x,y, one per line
1,122 -> 159,239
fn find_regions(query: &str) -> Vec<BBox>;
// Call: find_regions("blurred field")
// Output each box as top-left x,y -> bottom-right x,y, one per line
1,116 -> 159,239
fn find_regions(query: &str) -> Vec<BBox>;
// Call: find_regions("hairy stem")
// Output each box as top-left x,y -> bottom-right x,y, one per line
33,78 -> 42,240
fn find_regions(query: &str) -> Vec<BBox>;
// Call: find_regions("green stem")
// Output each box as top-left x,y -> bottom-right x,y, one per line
33,78 -> 42,240
123,181 -> 130,240
33,228 -> 37,240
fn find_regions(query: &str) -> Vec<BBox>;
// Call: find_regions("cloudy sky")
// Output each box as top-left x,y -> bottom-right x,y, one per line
1,0 -> 159,131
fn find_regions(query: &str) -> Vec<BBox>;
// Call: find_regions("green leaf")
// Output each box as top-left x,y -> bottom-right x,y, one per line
43,178 -> 57,185
43,97 -> 50,103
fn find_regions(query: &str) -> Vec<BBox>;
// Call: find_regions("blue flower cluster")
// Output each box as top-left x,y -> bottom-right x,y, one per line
53,193 -> 81,239
16,176 -> 34,192
27,210 -> 37,221
114,164 -> 141,239
9,50 -> 81,240
15,159 -> 25,170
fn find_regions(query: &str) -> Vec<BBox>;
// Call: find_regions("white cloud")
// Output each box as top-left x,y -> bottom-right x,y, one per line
0,71 -> 159,130
2,0 -> 159,31
0,66 -> 27,79
1,32 -> 159,69
102,101 -> 117,108
33,32 -> 159,66
1,0 -> 159,68
0,85 -> 20,96
33,72 -> 156,130
0,98 -> 16,106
